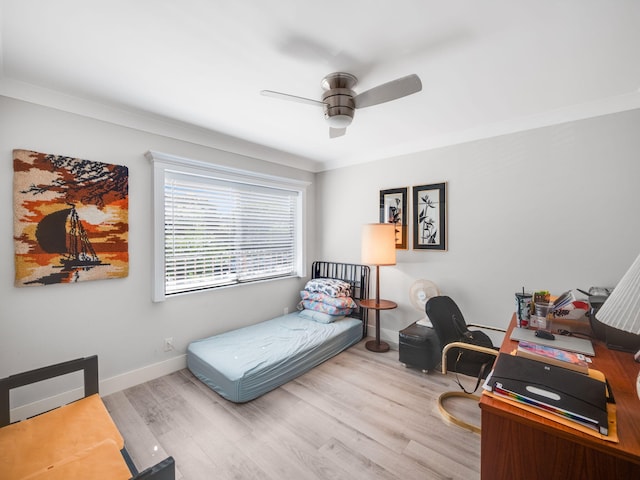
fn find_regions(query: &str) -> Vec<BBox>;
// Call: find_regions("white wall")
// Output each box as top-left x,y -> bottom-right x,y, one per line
0,96 -> 315,411
3,94 -> 639,412
317,109 -> 640,345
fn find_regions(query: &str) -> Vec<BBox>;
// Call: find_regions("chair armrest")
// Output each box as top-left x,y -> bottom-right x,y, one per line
441,342 -> 499,375
0,356 -> 98,427
466,323 -> 506,333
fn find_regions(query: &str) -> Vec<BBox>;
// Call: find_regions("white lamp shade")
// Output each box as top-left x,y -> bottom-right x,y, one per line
361,223 -> 397,266
596,252 -> 640,335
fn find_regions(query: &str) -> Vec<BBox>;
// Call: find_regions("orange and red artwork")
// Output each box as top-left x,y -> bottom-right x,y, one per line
13,149 -> 129,286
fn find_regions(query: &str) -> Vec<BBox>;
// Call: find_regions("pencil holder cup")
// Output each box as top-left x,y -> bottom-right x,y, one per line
533,302 -> 554,330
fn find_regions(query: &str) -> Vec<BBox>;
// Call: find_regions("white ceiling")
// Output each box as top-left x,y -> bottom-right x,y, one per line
1,1 -> 639,172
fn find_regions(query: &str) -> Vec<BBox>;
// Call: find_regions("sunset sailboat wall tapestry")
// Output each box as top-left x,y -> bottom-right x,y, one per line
13,149 -> 129,286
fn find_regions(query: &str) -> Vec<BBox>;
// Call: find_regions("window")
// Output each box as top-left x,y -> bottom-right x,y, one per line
147,151 -> 308,301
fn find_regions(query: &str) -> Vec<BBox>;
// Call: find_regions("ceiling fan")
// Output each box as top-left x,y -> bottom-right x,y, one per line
261,72 -> 422,138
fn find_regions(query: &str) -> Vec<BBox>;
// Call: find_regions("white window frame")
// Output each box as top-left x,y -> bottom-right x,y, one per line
146,150 -> 309,302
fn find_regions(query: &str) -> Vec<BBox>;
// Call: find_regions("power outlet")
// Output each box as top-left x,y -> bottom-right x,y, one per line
164,337 -> 174,352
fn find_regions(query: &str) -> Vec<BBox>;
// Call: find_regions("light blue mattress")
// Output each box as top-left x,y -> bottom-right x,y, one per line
187,312 -> 363,402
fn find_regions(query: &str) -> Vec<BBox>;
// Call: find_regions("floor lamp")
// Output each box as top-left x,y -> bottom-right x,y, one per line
361,223 -> 397,352
595,251 -> 640,399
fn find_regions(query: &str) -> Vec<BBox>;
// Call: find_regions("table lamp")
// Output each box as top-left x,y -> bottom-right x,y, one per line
595,252 -> 640,399
361,223 -> 397,352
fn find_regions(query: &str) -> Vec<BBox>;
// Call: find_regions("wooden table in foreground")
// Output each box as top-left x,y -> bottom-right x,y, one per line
479,314 -> 640,480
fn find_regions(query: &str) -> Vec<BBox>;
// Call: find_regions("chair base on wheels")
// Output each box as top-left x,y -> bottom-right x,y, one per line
437,391 -> 481,434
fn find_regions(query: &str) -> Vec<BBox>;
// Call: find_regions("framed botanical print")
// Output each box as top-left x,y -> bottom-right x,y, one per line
413,182 -> 447,250
379,187 -> 408,249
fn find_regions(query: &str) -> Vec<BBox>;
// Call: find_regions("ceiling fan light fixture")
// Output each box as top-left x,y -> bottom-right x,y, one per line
322,85 -> 355,129
326,114 -> 353,129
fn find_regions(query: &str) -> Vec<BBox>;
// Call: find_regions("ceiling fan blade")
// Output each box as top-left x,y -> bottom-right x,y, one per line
353,74 -> 422,109
260,90 -> 325,107
329,127 -> 347,138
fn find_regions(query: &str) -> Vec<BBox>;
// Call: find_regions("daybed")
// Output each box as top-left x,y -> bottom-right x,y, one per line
187,261 -> 370,402
0,355 -> 174,480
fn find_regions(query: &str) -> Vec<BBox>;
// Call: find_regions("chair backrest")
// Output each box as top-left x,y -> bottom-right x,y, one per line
426,295 -> 470,348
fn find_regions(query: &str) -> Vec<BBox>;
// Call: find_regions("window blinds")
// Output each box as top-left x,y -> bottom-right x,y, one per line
164,172 -> 298,295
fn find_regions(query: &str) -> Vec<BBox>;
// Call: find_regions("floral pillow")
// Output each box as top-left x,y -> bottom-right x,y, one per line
298,309 -> 345,324
299,290 -> 357,309
298,299 -> 353,316
304,278 -> 351,298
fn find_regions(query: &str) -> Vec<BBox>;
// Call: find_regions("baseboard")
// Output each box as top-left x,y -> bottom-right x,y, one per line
100,354 -> 187,396
381,326 -> 399,350
10,354 -> 187,422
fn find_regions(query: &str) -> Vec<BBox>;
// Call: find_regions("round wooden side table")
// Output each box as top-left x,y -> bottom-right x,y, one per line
360,298 -> 397,352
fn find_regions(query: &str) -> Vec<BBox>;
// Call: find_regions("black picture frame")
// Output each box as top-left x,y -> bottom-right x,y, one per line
413,182 -> 447,250
379,187 -> 408,250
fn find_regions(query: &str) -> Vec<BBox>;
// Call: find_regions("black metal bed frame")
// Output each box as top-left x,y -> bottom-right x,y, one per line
311,261 -> 370,337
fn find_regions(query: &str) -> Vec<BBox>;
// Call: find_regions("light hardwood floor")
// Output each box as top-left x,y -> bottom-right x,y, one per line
103,340 -> 482,480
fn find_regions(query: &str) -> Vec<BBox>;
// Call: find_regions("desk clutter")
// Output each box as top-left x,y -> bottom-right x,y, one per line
483,353 -> 613,438
479,316 -> 640,479
515,288 -> 589,330
484,292 -> 621,440
480,289 -> 621,438
513,285 -> 640,354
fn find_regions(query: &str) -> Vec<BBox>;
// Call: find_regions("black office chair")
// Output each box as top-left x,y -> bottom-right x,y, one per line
426,295 -> 505,433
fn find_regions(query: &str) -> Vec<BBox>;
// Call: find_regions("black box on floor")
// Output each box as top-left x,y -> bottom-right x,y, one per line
399,321 -> 441,372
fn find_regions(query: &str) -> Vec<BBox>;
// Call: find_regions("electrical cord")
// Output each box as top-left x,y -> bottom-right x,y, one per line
557,328 -> 595,339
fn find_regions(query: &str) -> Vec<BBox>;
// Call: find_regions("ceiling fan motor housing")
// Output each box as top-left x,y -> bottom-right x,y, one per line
321,72 -> 357,128
261,71 -> 421,135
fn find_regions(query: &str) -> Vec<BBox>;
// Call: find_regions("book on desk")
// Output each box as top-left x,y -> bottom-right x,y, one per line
516,340 -> 592,374
484,353 -> 610,435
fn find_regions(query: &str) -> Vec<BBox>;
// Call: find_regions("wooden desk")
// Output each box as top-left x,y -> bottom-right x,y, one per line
479,315 -> 640,479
